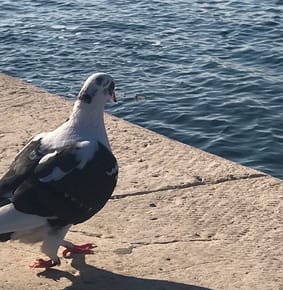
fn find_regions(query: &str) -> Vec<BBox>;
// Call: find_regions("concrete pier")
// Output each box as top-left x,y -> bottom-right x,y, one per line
0,73 -> 282,290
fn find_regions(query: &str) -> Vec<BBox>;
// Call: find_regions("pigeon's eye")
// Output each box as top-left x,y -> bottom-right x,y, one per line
108,81 -> 115,95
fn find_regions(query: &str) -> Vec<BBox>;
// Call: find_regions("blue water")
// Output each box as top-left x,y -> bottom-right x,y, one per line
0,0 -> 282,179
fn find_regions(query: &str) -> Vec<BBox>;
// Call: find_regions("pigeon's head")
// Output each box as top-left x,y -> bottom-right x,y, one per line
78,73 -> 116,105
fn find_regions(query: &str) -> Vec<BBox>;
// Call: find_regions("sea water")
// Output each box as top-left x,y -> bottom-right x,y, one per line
0,0 -> 282,179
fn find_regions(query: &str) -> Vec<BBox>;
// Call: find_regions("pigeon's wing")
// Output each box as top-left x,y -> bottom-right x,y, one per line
0,141 -> 81,235
0,138 -> 44,198
11,141 -> 118,226
11,142 -> 83,217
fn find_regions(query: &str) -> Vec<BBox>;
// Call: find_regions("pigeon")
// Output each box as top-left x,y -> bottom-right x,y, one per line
0,72 -> 118,268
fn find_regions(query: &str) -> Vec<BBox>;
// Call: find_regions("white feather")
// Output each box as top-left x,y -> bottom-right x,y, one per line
76,141 -> 97,169
41,225 -> 70,262
38,151 -> 58,164
39,166 -> 69,182
0,203 -> 47,233
106,163 -> 118,176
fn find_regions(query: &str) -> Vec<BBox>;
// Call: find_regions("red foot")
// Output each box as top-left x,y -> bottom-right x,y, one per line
62,243 -> 96,258
30,258 -> 57,269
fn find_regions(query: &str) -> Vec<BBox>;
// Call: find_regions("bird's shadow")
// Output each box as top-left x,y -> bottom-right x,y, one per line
38,255 -> 212,290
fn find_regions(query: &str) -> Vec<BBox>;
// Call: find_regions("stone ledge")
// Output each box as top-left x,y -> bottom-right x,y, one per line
0,73 -> 282,290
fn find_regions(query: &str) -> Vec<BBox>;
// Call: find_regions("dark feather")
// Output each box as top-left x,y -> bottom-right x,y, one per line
11,142 -> 118,226
0,232 -> 12,242
34,145 -> 80,179
0,139 -> 44,195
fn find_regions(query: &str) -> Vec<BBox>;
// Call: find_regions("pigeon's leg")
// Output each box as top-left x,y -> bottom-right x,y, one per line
61,240 -> 96,258
30,225 -> 70,269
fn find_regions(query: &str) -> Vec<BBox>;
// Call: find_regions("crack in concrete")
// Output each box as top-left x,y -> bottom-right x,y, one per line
113,239 -> 221,257
131,239 -> 181,246
111,173 -> 266,200
111,181 -> 204,200
130,238 -> 219,249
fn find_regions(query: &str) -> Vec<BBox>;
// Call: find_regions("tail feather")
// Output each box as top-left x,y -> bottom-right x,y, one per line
0,203 -> 47,234
0,199 -> 12,241
0,232 -> 12,242
0,198 -> 11,207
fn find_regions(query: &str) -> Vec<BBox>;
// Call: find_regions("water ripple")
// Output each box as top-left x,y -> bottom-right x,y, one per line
0,0 -> 282,179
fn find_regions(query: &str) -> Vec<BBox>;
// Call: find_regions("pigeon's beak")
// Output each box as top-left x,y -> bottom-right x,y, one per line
108,81 -> 117,103
112,91 -> 117,103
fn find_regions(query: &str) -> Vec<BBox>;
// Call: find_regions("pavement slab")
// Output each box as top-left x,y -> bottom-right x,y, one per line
0,73 -> 282,290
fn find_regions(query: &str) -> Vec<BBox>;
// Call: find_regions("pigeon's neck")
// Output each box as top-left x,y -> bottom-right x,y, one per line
68,100 -> 110,149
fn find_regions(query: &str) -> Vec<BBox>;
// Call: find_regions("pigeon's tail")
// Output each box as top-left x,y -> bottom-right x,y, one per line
0,202 -> 47,237
0,199 -> 13,241
0,232 -> 12,241
0,198 -> 11,207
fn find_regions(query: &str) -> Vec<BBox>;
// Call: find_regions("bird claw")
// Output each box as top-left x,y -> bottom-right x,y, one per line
30,258 -> 57,269
30,243 -> 95,268
62,243 -> 96,258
